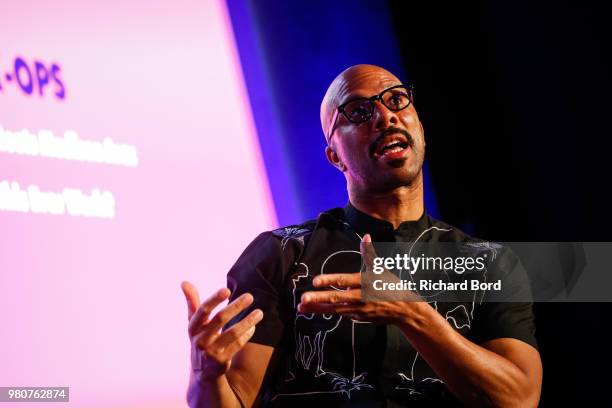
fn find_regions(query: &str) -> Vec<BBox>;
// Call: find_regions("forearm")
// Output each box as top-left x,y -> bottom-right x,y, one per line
187,371 -> 243,408
398,304 -> 535,407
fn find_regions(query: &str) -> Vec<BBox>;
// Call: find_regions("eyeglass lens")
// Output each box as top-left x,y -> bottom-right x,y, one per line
342,86 -> 412,124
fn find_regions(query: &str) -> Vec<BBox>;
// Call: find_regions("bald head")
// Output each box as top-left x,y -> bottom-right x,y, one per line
320,64 -> 403,144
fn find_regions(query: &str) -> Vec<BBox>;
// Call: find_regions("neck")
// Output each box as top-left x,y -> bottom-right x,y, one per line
348,172 -> 425,229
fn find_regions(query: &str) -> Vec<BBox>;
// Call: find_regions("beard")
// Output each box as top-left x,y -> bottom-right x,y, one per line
371,161 -> 423,192
350,146 -> 425,194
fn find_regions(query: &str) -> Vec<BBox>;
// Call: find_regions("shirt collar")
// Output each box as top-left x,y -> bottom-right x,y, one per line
343,201 -> 430,241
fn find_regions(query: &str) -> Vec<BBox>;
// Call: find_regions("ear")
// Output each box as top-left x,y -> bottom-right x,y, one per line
325,145 -> 346,172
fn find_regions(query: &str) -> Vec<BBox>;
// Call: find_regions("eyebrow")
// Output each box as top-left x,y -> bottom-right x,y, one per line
339,84 -> 404,106
338,92 -> 369,106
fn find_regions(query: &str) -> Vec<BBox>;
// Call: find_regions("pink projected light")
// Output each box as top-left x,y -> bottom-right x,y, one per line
0,0 -> 276,407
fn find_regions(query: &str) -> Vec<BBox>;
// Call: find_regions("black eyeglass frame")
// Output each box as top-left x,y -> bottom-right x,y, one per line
326,83 -> 414,144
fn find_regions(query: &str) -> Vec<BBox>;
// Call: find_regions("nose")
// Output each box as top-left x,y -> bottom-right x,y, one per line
372,100 -> 399,131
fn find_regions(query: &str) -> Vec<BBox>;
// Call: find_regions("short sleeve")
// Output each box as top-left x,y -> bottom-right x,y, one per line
222,231 -> 295,348
468,246 -> 539,350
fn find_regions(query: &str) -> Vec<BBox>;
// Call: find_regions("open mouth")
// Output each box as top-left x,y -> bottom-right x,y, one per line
373,134 -> 410,157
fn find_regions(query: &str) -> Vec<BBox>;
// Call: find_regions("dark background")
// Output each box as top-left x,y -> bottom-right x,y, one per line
229,0 -> 612,404
388,1 -> 612,405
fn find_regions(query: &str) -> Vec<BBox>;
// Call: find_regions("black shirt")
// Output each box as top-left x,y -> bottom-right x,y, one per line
225,204 -> 538,407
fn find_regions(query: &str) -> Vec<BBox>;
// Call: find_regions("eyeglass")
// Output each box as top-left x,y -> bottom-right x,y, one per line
326,84 -> 414,143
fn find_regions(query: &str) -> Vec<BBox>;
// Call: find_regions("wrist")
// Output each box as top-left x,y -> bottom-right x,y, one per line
192,368 -> 226,387
191,345 -> 230,386
188,370 -> 243,408
396,301 -> 446,336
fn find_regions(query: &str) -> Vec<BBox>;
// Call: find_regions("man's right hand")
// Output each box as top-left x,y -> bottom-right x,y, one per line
181,282 -> 264,383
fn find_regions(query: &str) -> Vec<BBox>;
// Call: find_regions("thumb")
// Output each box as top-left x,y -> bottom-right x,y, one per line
181,281 -> 201,321
360,234 -> 378,272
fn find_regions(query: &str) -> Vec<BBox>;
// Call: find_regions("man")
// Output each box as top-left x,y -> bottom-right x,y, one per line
181,64 -> 542,407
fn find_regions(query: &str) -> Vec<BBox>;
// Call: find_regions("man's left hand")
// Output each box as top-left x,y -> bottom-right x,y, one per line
297,234 -> 430,326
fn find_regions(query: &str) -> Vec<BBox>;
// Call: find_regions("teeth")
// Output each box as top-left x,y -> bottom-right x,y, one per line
375,137 -> 409,156
383,146 -> 404,155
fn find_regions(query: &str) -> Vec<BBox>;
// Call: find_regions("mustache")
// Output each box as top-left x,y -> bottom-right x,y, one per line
369,127 -> 415,155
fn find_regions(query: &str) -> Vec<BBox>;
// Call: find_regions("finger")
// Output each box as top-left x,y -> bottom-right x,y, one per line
181,281 -> 201,321
218,325 -> 257,362
297,301 -> 360,315
301,289 -> 361,304
313,273 -> 361,289
360,234 -> 379,271
188,288 -> 231,336
214,308 -> 263,349
201,292 -> 254,336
